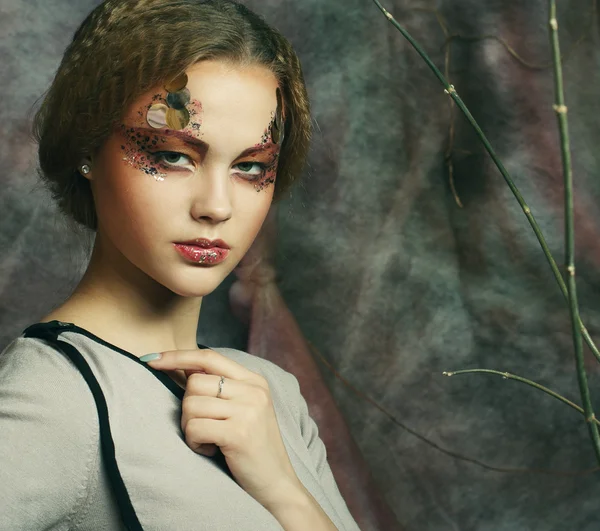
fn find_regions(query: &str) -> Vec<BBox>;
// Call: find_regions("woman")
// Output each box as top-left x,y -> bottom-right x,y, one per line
0,1 -> 361,529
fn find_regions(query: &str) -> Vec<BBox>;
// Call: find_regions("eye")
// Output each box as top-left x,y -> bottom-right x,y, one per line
233,161 -> 266,180
152,151 -> 194,169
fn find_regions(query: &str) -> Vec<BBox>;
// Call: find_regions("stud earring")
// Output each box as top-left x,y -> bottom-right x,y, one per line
80,164 -> 91,175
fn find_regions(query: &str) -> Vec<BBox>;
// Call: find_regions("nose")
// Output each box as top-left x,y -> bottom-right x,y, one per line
190,167 -> 233,224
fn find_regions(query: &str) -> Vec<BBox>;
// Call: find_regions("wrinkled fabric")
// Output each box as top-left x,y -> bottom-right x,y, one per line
1,1 -> 600,529
0,327 -> 360,530
230,209 -> 402,530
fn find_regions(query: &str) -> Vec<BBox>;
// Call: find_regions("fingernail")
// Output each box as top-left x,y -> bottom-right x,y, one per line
140,352 -> 162,362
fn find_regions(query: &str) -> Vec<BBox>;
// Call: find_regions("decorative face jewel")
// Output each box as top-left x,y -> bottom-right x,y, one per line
147,72 -> 191,130
165,73 -> 188,92
271,87 -> 285,145
147,103 -> 169,128
166,88 -> 190,110
166,107 -> 190,129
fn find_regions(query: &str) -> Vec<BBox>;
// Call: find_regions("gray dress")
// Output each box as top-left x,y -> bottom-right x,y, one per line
0,320 -> 361,531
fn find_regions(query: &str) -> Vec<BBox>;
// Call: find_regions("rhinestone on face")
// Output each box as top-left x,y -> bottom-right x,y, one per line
166,107 -> 190,130
271,121 -> 281,144
147,103 -> 169,129
274,87 -> 284,145
165,73 -> 188,93
166,88 -> 191,110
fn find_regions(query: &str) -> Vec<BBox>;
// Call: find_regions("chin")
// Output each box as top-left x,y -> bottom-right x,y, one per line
160,266 -> 234,298
165,281 -> 222,298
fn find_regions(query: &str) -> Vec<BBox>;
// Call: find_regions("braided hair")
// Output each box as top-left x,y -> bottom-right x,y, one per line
32,0 -> 311,231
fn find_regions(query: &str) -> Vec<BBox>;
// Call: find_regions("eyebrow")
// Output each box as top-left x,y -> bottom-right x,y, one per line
133,127 -> 278,158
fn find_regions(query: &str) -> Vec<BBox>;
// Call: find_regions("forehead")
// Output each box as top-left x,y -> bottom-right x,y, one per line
123,60 -> 280,133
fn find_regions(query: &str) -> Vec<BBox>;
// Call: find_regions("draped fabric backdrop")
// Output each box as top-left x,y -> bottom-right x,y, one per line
1,0 -> 600,529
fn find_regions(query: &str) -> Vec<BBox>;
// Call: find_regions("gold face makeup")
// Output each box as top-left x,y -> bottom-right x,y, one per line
166,88 -> 190,110
122,73 -> 203,179
90,61 -> 281,303
146,73 -> 194,130
271,87 -> 285,145
118,125 -> 169,181
250,87 -> 285,192
119,124 -> 280,189
119,76 -> 284,192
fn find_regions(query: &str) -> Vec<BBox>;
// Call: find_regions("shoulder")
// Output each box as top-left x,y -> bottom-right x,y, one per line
1,335 -> 97,404
2,334 -> 83,385
0,334 -> 99,434
0,336 -> 100,525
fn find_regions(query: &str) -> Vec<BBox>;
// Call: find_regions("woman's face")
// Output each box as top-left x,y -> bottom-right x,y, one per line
87,60 -> 282,297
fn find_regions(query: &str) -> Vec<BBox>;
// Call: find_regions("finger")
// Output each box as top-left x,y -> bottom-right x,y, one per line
183,368 -> 206,380
184,418 -> 229,453
184,373 -> 252,401
181,396 -> 234,431
144,348 -> 255,381
197,443 -> 218,457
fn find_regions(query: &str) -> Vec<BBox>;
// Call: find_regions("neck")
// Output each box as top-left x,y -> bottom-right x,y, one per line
48,233 -> 203,358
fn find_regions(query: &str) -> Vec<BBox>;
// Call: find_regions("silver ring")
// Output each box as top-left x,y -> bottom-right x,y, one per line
216,376 -> 225,398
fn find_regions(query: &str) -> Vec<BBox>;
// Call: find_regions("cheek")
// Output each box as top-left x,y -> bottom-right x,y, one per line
235,190 -> 274,246
120,185 -> 181,250
94,153 -> 170,248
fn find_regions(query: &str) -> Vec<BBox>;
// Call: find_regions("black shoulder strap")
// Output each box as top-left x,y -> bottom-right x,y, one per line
24,323 -> 144,531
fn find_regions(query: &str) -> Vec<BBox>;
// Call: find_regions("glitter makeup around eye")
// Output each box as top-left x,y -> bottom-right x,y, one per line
118,124 -> 168,181
123,87 -> 203,180
252,150 -> 279,192
250,92 -> 284,192
186,99 -> 203,131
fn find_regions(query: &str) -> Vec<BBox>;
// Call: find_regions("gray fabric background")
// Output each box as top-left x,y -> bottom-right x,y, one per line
1,0 -> 600,529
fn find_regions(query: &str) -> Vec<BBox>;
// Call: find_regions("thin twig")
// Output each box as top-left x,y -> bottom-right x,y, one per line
444,369 -> 600,427
413,1 -> 597,71
441,13 -> 463,208
371,0 -> 600,365
308,342 -> 600,476
548,0 -> 600,463
418,1 -> 597,208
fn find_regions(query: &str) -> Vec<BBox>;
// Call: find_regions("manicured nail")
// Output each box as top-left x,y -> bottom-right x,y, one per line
140,352 -> 162,362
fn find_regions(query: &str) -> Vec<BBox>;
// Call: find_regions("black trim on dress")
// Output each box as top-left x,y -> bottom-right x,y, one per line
22,320 -> 233,531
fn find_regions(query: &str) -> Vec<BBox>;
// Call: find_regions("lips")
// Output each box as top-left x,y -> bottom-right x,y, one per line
173,242 -> 230,265
176,238 -> 230,249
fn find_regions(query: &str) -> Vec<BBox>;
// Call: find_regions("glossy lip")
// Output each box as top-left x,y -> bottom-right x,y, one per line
173,243 -> 229,265
174,238 -> 230,249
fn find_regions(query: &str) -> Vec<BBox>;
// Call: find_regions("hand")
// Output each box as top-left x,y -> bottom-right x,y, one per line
144,348 -> 304,510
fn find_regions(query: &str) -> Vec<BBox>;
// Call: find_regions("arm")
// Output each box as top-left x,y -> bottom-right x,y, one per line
272,368 -> 363,531
264,478 -> 338,531
0,337 -> 97,529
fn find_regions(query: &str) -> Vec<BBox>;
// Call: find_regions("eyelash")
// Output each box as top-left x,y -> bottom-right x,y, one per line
150,151 -> 267,181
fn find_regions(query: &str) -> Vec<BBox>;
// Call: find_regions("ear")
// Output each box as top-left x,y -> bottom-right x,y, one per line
78,158 -> 93,179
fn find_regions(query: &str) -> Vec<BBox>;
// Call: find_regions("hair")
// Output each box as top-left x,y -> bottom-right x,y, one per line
32,0 -> 311,232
